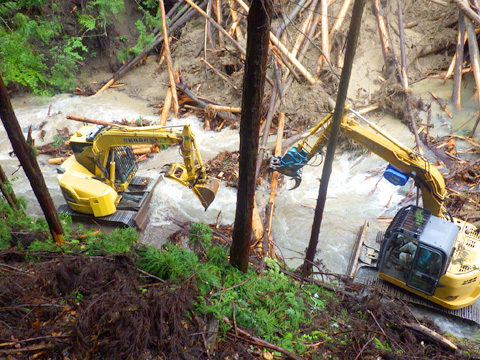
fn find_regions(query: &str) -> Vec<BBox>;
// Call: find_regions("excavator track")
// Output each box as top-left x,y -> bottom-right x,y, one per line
58,204 -> 138,228
360,275 -> 480,325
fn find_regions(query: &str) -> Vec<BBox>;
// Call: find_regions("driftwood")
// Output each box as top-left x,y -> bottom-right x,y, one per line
159,88 -> 173,126
251,199 -> 264,246
235,0 -> 317,85
397,1 -> 409,90
320,0 -> 330,67
66,115 -> 121,127
403,323 -> 458,352
160,0 -> 179,118
429,91 -> 453,118
184,0 -> 246,56
176,81 -> 237,123
374,0 -> 423,155
372,0 -> 397,81
452,0 -> 480,25
452,13 -> 466,108
465,15 -> 480,108
48,157 -> 67,165
284,0 -> 318,81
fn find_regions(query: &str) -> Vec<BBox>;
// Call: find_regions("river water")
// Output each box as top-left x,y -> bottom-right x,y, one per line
3,78 -> 480,338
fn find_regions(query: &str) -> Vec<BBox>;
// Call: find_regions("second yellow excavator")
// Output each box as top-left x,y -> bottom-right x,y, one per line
270,107 -> 480,310
57,122 -> 218,227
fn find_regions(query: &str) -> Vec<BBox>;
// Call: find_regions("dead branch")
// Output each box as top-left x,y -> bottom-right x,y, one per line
223,316 -> 304,360
184,0 -> 246,56
452,0 -> 480,25
403,323 -> 458,352
259,113 -> 285,273
235,0 -> 317,84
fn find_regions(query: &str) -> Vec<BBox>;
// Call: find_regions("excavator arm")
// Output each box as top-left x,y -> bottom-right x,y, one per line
271,107 -> 447,217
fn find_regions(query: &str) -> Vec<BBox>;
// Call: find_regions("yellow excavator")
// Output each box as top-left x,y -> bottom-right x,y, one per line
270,106 -> 480,311
57,122 -> 218,228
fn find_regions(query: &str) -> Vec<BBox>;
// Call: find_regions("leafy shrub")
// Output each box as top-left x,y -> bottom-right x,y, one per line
0,0 -> 123,95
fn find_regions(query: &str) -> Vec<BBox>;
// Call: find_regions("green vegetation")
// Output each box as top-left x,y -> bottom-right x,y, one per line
2,200 -> 480,358
0,0 -> 164,95
0,200 -> 337,357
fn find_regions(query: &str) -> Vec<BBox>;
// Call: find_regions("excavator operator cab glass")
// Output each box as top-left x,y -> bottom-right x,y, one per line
406,246 -> 443,295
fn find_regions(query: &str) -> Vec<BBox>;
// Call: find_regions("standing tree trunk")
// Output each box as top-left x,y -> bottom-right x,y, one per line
230,0 -> 272,272
302,0 -> 366,273
0,76 -> 64,245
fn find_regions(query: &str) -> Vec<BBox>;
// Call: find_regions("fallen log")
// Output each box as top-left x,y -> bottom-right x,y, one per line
160,0 -> 179,118
452,13 -> 466,108
452,0 -> 480,26
235,0 -> 317,85
176,81 -> 236,123
465,14 -> 480,107
66,115 -> 121,127
403,323 -> 458,352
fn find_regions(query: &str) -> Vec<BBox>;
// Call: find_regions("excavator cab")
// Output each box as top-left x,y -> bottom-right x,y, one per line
377,205 -> 460,303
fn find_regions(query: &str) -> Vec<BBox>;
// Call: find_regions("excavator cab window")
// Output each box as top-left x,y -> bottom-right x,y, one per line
406,246 -> 443,295
106,146 -> 138,184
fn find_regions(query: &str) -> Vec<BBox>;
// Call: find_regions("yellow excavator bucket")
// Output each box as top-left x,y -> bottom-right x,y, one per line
163,162 -> 219,210
192,179 -> 219,210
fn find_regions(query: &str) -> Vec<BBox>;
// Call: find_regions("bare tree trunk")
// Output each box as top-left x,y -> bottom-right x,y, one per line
230,0 -> 272,272
0,76 -> 64,244
302,0 -> 366,273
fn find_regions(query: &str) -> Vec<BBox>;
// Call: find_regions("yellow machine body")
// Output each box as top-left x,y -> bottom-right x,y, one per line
57,123 -> 218,217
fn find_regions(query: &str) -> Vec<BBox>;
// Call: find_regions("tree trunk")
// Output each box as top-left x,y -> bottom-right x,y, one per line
0,76 -> 64,244
0,165 -> 18,209
302,0 -> 366,273
230,0 -> 272,272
